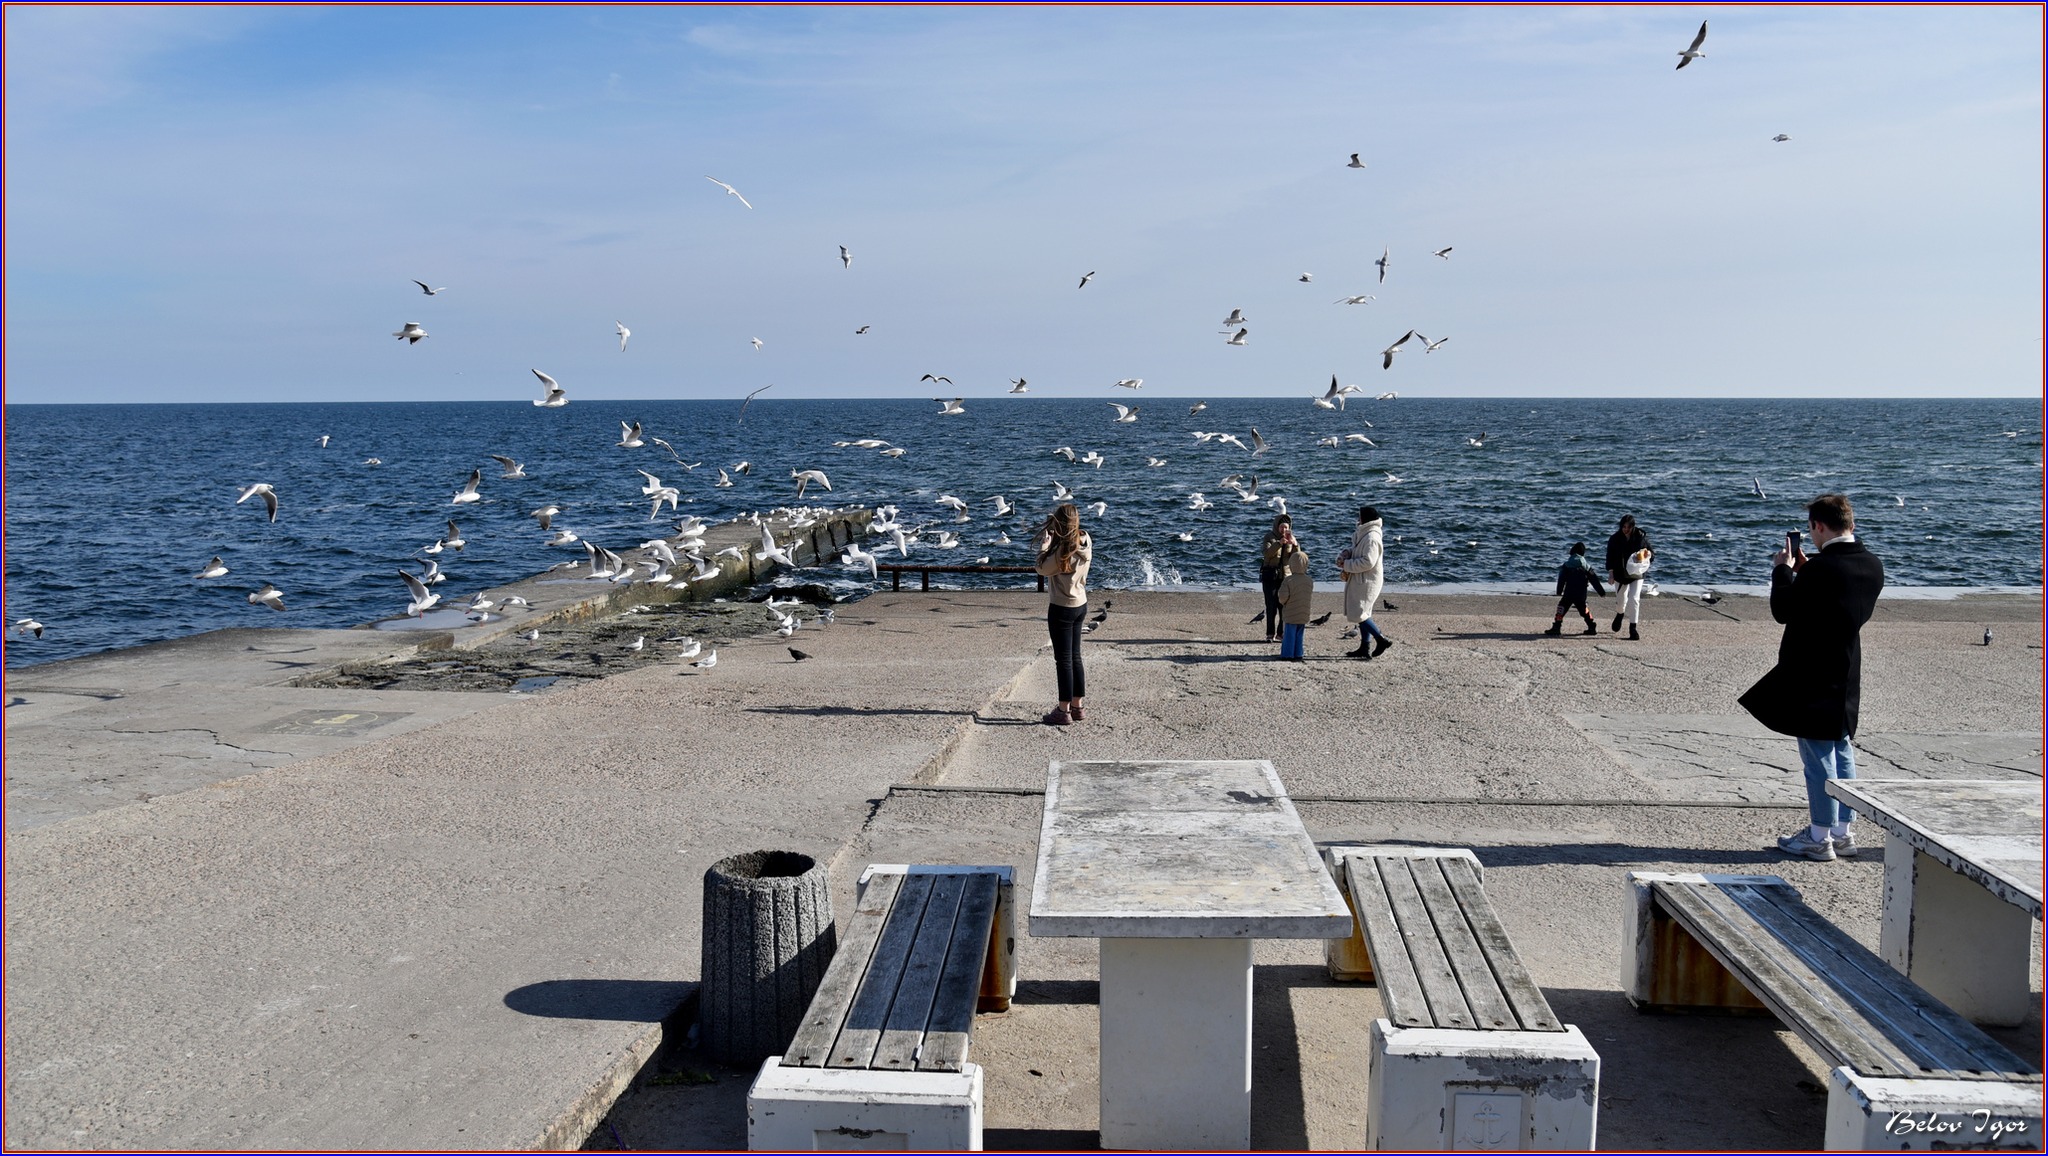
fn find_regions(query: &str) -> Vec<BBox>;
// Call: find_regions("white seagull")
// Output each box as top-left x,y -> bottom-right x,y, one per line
1676,20 -> 1708,69
236,483 -> 279,523
490,455 -> 527,479
1189,402 -> 1208,415
692,649 -> 719,670
1381,329 -> 1418,369
532,369 -> 568,407
1079,450 -> 1105,469
1335,295 -> 1376,305
792,469 -> 832,498
1078,271 -> 1096,288
1772,134 -> 1791,142
1225,328 -> 1248,346
751,337 -> 763,350
935,398 -> 967,415
196,556 -> 229,579
1375,247 -> 1391,284
1347,153 -> 1366,168
616,322 -> 630,352
452,469 -> 482,505
618,421 -> 645,448
1108,403 -> 1138,423
1424,336 -> 1451,353
839,245 -> 851,269
248,584 -> 286,611
1432,247 -> 1454,260
1113,378 -> 1143,390
1009,379 -> 1029,393
393,321 -> 428,344
1322,375 -> 1363,409
1221,309 -> 1247,327
412,280 -> 447,295
705,176 -> 753,208
400,570 -> 441,616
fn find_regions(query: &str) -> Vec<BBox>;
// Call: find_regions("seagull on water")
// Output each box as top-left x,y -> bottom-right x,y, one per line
248,584 -> 286,611
400,570 -> 441,616
1376,391 -> 1397,400
412,280 -> 447,295
393,321 -> 428,344
452,469 -> 482,505
236,483 -> 279,522
1675,20 -> 1708,69
196,556 -> 230,579
1380,329 -> 1417,369
705,176 -> 753,208
532,369 -> 567,407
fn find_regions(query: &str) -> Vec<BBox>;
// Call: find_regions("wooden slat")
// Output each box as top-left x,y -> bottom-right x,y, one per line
783,871 -> 904,1067
919,873 -> 1001,1072
1438,857 -> 1562,1032
1731,883 -> 2038,1080
828,874 -> 936,1069
1410,858 -> 1519,1030
1342,857 -> 1430,1028
872,874 -> 969,1070
1651,881 -> 1917,1078
1377,858 -> 1474,1029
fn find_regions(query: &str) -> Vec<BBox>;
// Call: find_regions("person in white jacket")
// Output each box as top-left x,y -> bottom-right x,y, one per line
1336,506 -> 1393,660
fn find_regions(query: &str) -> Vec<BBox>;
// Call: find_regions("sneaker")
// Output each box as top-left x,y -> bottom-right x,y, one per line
1776,829 -> 1836,861
1628,625 -> 1641,641
1543,622 -> 1563,637
1832,830 -> 1857,857
1372,636 -> 1393,658
1041,707 -> 1072,727
1611,613 -> 1624,633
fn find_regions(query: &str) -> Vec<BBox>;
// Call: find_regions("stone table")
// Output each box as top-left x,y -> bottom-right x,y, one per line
1028,759 -> 1354,1150
1826,777 -> 2044,1026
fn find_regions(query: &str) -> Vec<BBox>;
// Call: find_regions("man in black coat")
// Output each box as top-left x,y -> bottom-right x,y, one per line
1738,494 -> 1885,862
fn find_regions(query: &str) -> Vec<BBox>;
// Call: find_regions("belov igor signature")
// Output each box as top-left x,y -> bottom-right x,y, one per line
1886,1110 -> 2031,1141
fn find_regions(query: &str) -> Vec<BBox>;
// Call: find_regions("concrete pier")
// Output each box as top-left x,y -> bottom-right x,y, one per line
3,588 -> 2040,1149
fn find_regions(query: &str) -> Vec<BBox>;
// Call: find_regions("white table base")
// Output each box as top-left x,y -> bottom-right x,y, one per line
1882,838 -> 2036,1027
1098,937 -> 1252,1150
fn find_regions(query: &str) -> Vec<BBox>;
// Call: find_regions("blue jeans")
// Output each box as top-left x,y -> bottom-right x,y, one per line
1279,623 -> 1304,659
1361,617 -> 1386,641
1797,736 -> 1858,826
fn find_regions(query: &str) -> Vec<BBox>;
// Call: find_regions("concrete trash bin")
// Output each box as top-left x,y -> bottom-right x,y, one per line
700,850 -> 837,1066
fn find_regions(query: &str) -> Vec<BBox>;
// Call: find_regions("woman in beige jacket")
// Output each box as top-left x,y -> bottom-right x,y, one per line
1034,503 -> 1093,725
1337,505 -> 1393,660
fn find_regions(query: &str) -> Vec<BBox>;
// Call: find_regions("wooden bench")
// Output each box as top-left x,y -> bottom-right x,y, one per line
1626,872 -> 2043,1151
1325,846 -> 1601,1151
747,865 -> 1016,1152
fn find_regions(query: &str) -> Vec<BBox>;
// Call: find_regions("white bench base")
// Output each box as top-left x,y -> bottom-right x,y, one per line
1825,1065 -> 2044,1151
1883,841 -> 2037,1027
747,1055 -> 983,1151
1367,1018 -> 1600,1151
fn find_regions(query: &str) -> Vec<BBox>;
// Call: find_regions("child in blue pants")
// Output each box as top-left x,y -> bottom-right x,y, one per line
1275,546 -> 1312,661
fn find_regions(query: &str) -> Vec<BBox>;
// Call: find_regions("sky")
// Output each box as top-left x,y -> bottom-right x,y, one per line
3,4 -> 2042,404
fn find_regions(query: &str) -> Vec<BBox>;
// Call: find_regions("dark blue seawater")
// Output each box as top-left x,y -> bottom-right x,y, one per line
3,398 -> 2040,668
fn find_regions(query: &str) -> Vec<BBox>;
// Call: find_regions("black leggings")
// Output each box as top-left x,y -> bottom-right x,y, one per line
1260,567 -> 1283,627
1048,602 -> 1087,701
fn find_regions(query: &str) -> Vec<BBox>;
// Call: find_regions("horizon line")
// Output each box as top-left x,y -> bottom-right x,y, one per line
3,394 -> 2039,407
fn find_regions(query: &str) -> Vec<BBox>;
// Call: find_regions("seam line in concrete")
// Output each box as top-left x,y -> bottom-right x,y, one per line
880,784 -> 1808,809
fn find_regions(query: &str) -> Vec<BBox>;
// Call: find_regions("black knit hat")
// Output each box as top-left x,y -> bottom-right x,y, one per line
1569,541 -> 1587,555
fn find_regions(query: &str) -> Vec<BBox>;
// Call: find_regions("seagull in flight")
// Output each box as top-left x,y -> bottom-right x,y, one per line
618,421 -> 645,448
1347,153 -> 1366,169
1375,247 -> 1391,284
393,321 -> 428,344
1225,328 -> 1249,346
921,373 -> 952,385
1344,433 -> 1377,446
1146,456 -> 1167,467
1052,445 -> 1077,462
1108,403 -> 1139,423
792,469 -> 832,498
855,325 -> 869,334
1079,450 -> 1105,468
1298,273 -> 1313,283
1008,378 -> 1029,393
490,454 -> 527,479
1078,271 -> 1096,288
400,570 -> 441,616
1221,309 -> 1247,327
1322,375 -> 1363,409
705,176 -> 753,208
1376,391 -> 1398,400
11,618 -> 45,639
1113,378 -> 1143,390
532,369 -> 567,407
196,556 -> 229,579
1432,247 -> 1453,260
750,337 -> 763,351
1752,476 -> 1767,499
412,280 -> 447,295
1676,20 -> 1708,69
451,469 -> 482,505
236,483 -> 279,522
1424,336 -> 1451,353
1465,432 -> 1488,448
839,245 -> 851,269
1380,329 -> 1417,369
1189,402 -> 1207,415
1772,134 -> 1791,142
1335,295 -> 1376,305
1249,428 -> 1269,456
934,397 -> 967,415
616,322 -> 630,352
248,584 -> 286,611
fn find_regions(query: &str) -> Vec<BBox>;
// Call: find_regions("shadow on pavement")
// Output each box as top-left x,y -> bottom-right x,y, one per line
504,978 -> 694,1021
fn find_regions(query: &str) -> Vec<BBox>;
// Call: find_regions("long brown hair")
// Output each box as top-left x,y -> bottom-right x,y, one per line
1044,503 -> 1082,571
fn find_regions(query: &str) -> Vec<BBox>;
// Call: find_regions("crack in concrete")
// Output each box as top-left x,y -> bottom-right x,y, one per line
103,726 -> 294,760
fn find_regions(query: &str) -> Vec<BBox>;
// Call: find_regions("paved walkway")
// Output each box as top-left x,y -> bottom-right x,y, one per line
5,590 -> 2041,1149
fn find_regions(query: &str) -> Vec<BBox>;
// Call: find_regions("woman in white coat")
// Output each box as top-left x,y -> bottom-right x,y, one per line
1337,505 -> 1393,660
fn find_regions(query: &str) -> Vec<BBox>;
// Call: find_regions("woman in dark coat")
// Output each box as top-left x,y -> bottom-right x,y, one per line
1604,514 -> 1651,639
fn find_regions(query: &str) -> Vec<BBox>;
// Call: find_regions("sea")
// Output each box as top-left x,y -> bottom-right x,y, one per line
2,397 -> 2040,669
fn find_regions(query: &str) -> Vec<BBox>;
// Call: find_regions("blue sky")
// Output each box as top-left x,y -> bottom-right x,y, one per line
4,5 -> 2040,403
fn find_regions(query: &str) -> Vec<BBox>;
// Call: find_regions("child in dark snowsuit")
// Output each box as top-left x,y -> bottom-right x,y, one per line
1546,542 -> 1608,635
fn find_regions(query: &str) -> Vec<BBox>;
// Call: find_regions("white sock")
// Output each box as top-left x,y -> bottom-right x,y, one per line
1830,822 -> 1851,839
1810,824 -> 1831,843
